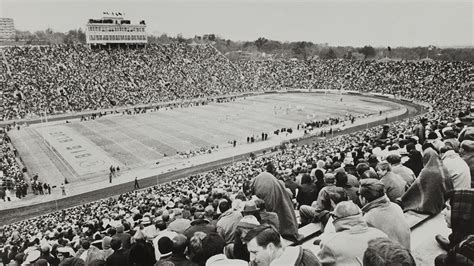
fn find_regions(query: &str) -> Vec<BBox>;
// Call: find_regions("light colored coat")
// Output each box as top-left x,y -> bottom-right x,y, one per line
442,150 -> 471,189
362,195 -> 411,249
380,172 -> 406,202
318,214 -> 387,265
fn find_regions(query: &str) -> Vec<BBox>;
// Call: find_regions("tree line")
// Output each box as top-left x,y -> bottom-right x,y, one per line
7,29 -> 474,62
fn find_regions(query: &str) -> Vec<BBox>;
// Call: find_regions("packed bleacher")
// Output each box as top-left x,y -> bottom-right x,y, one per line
0,44 -> 473,265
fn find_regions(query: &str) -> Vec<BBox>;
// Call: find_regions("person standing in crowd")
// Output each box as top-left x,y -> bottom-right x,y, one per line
134,177 -> 140,189
413,117 -> 428,144
251,170 -> 299,241
359,179 -> 411,249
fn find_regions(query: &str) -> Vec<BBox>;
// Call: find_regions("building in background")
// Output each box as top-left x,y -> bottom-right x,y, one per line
85,13 -> 147,47
0,18 -> 15,41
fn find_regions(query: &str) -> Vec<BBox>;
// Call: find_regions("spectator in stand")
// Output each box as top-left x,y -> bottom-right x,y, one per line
435,189 -> 474,265
317,201 -> 387,265
183,212 -> 217,240
439,146 -> 471,189
156,234 -> 190,266
413,118 -> 428,145
335,171 -> 361,207
216,198 -> 243,246
75,239 -> 104,265
244,224 -> 320,266
401,148 -> 453,214
251,171 -> 299,241
152,219 -> 177,262
403,144 -> 424,177
459,130 -> 474,188
113,225 -> 132,251
106,238 -> 129,266
299,173 -> 347,227
200,232 -> 247,266
254,199 -> 279,231
128,229 -> 156,266
375,161 -> 406,202
359,179 -> 411,249
296,173 -> 318,208
386,154 -> 416,186
363,238 -> 415,266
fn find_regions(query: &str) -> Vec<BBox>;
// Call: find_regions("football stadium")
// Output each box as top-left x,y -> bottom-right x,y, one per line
0,2 -> 473,266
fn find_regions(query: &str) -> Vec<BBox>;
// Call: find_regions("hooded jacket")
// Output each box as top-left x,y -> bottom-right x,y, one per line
318,214 -> 387,265
251,172 -> 299,241
361,195 -> 411,249
401,148 -> 453,215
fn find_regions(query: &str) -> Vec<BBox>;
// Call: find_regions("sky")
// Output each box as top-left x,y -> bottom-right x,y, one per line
0,0 -> 472,47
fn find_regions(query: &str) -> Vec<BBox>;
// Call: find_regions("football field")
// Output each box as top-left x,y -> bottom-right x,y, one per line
8,93 -> 404,187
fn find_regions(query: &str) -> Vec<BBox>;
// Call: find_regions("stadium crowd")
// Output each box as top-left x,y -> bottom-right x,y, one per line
0,43 -> 473,265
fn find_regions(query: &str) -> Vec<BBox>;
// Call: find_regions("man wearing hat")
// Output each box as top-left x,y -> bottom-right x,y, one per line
317,201 -> 387,265
359,179 -> 411,249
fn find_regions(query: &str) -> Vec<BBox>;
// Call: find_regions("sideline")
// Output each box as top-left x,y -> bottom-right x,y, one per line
0,95 -> 424,225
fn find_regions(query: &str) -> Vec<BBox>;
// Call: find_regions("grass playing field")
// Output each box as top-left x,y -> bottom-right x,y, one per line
8,92 -> 403,187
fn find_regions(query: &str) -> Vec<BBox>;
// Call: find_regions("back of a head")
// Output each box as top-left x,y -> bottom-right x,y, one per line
376,161 -> 391,172
188,232 -> 207,265
363,237 -> 415,266
172,234 -> 188,255
81,239 -> 91,250
301,173 -> 311,184
110,238 -> 122,251
218,199 -> 231,213
335,171 -> 348,187
356,163 -> 370,178
324,173 -> 336,185
34,258 -> 48,266
115,225 -> 124,234
40,244 -> 50,255
359,179 -> 385,202
386,154 -> 401,165
158,237 -> 174,255
155,220 -> 167,231
201,232 -> 225,260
